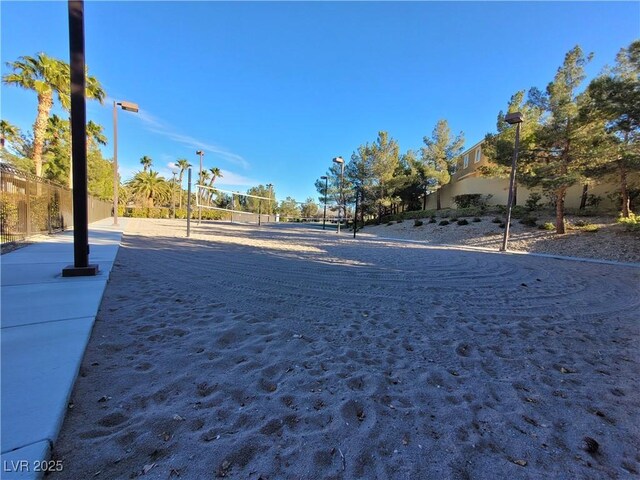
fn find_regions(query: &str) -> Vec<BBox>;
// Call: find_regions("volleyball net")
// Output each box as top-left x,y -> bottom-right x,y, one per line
195,184 -> 274,225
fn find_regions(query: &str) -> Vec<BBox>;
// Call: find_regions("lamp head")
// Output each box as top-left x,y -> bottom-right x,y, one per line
196,150 -> 204,155
504,112 -> 524,124
321,176 -> 328,180
117,101 -> 139,112
332,156 -> 344,164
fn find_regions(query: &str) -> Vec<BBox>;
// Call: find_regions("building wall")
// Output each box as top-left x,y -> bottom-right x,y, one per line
424,172 -> 637,211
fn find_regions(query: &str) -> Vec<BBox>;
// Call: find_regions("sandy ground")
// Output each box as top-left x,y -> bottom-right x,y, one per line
364,215 -> 640,265
51,219 -> 640,479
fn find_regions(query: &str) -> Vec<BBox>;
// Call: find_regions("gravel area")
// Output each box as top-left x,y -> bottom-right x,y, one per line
363,215 -> 640,264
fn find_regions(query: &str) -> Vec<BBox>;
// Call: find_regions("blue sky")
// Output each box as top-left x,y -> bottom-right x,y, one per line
2,1 -> 639,203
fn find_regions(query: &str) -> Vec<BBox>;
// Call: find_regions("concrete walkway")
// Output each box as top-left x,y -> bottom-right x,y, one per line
1,218 -> 126,479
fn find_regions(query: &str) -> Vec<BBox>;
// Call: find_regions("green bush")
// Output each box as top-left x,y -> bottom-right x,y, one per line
414,219 -> 423,227
582,224 -> 599,233
539,222 -> 555,231
453,194 -> 492,209
439,220 -> 450,226
473,217 -> 482,222
428,218 -> 437,223
450,217 -> 458,222
498,222 -> 506,229
618,213 -> 640,232
387,221 -> 394,226
525,193 -> 542,211
396,219 -> 403,223
457,219 -> 469,226
492,217 -> 502,223
519,216 -> 538,227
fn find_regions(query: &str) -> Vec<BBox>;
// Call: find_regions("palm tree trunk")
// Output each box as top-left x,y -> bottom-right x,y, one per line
178,170 -> 184,209
33,91 -> 53,178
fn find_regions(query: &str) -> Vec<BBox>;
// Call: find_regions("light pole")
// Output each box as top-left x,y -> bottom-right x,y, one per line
332,156 -> 344,234
321,175 -> 328,230
112,100 -> 139,225
266,183 -> 273,221
196,150 -> 204,224
500,111 -> 524,252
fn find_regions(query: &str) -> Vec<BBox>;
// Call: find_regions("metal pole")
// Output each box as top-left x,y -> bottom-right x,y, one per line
258,199 -> 261,226
63,0 -> 97,276
112,101 -> 118,225
337,164 -> 344,234
322,176 -> 327,230
501,121 -> 521,252
186,168 -> 191,237
353,186 -> 359,239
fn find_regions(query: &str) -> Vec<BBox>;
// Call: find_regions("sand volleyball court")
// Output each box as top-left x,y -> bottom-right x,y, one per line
50,219 -> 639,479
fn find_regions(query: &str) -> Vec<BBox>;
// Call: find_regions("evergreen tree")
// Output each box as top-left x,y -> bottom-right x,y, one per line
420,119 -> 465,210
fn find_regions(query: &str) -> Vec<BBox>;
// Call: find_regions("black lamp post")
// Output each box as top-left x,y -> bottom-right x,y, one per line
63,0 -> 97,277
500,111 -> 524,252
332,157 -> 344,234
112,100 -> 139,226
321,175 -> 328,230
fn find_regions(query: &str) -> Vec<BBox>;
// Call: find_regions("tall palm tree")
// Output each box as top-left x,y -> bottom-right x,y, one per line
126,170 -> 170,208
176,158 -> 191,209
0,119 -> 19,150
198,170 -> 211,205
2,53 -> 105,177
140,155 -> 153,172
207,167 -> 223,201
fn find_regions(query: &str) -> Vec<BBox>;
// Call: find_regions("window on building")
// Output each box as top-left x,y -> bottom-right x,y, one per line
475,147 -> 481,163
463,154 -> 469,168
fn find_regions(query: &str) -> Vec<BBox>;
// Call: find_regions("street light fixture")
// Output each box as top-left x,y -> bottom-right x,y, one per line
320,176 -> 328,230
112,99 -> 139,226
196,150 -> 204,224
500,112 -> 524,252
332,157 -> 344,234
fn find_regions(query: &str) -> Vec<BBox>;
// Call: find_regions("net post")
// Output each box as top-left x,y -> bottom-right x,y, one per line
186,168 -> 191,237
258,200 -> 262,226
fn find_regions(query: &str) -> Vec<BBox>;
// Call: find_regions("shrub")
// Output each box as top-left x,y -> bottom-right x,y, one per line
428,218 -> 437,223
387,221 -> 394,226
519,216 -> 538,227
414,219 -> 423,227
450,217 -> 458,222
582,224 -> 599,233
396,219 -> 403,223
439,220 -> 450,226
453,194 -> 493,209
473,217 -> 482,222
457,219 -> 469,226
525,192 -> 542,211
492,217 -> 502,223
498,222 -> 506,228
618,213 -> 640,232
539,222 -> 555,231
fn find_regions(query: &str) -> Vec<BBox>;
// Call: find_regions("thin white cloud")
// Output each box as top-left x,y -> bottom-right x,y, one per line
136,110 -> 250,170
216,169 -> 260,188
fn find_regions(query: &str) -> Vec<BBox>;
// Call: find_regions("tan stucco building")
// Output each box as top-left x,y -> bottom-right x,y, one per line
423,140 -> 628,211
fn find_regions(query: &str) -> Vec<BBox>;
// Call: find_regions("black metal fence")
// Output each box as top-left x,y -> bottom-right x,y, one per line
0,163 -> 112,246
